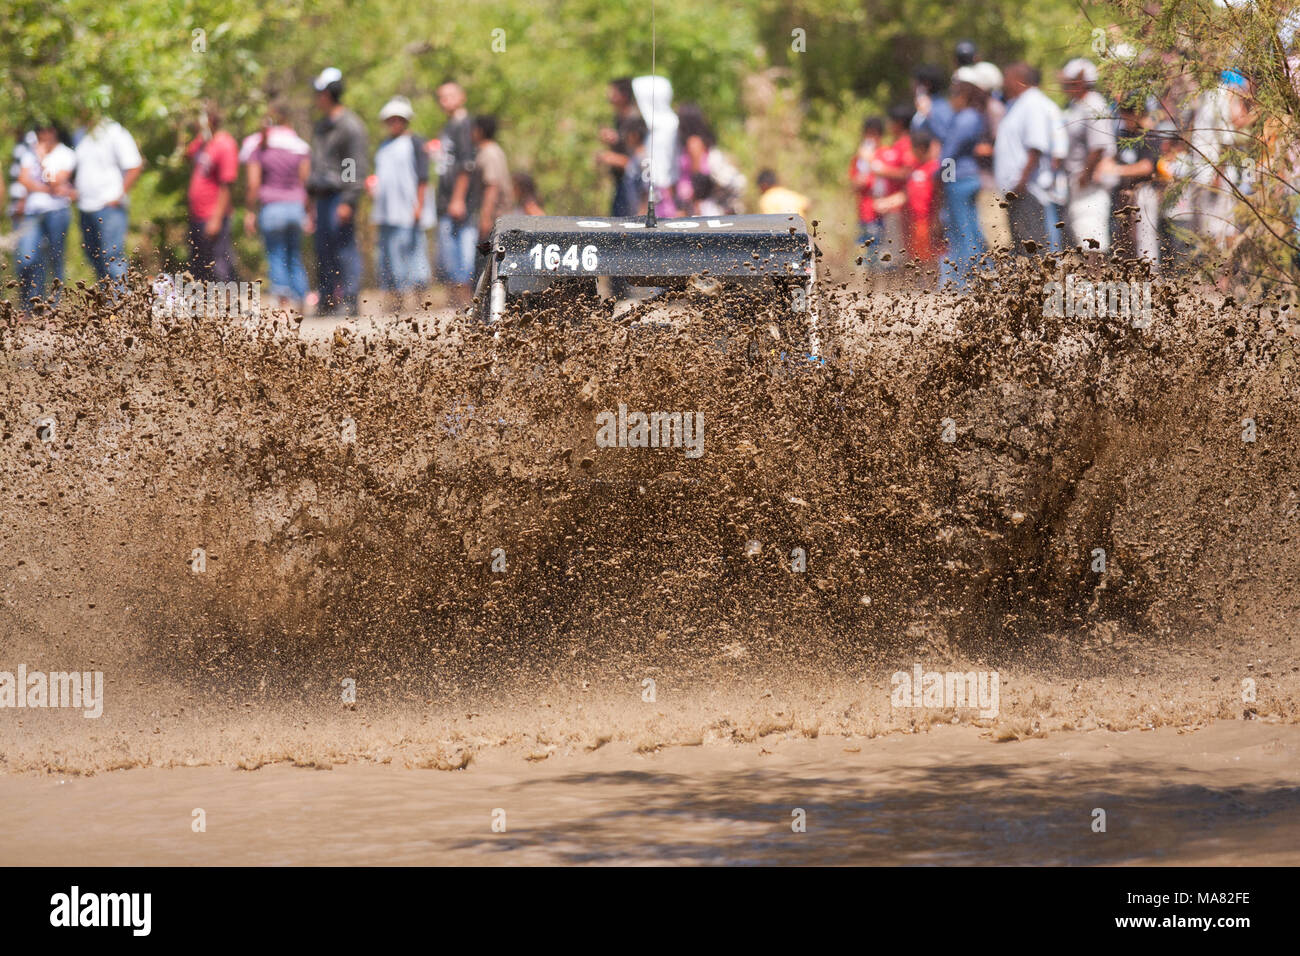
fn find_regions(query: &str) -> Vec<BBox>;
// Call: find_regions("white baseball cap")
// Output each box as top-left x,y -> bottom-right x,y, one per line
378,96 -> 414,122
952,65 -> 982,88
1061,58 -> 1099,85
970,62 -> 1004,93
313,67 -> 343,91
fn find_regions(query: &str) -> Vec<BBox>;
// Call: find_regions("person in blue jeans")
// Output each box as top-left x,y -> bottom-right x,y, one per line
371,96 -> 430,311
939,71 -> 990,291
15,123 -> 76,314
72,117 -> 143,295
259,201 -> 310,303
241,104 -> 312,309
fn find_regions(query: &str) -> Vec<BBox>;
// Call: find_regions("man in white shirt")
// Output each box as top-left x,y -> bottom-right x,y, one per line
73,117 -> 143,288
1061,58 -> 1117,252
993,63 -> 1063,253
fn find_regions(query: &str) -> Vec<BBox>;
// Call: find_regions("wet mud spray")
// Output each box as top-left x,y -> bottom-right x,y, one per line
2,253 -> 1299,777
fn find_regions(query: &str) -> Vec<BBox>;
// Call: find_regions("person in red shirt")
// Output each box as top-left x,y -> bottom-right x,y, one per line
870,104 -> 917,269
877,127 -> 942,265
905,128 -> 942,264
185,101 -> 239,283
850,116 -> 884,268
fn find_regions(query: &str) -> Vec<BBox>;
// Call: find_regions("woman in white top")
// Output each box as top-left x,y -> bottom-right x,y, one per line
15,122 -> 76,315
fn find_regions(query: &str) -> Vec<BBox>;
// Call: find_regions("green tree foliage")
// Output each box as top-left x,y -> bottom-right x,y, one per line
1106,0 -> 1300,292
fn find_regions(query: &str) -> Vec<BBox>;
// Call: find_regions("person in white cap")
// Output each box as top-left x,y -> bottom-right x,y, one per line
371,95 -> 430,312
306,67 -> 368,315
968,62 -> 1011,252
1061,57 -> 1116,252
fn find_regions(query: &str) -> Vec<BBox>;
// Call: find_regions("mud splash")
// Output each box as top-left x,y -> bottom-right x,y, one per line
1,256 -> 1298,775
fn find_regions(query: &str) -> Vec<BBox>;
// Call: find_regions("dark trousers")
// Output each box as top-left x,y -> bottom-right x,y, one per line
1006,193 -> 1049,253
187,216 -> 237,282
314,192 -> 361,314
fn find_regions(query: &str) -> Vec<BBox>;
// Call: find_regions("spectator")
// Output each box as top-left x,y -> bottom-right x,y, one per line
1103,95 -> 1160,265
595,78 -> 642,217
7,129 -> 35,229
1061,58 -> 1117,252
184,101 -> 239,283
872,104 -> 916,266
620,118 -> 651,215
511,172 -> 545,215
1154,123 -> 1196,268
472,114 -> 512,261
912,65 -> 955,148
434,80 -> 479,304
939,68 -> 990,289
970,62 -> 1012,252
905,128 -> 942,264
993,63 -> 1061,253
240,99 -> 313,312
851,116 -> 885,266
756,169 -> 810,217
371,96 -> 430,312
306,67 -> 368,316
631,75 -> 680,215
14,122 -> 75,314
72,113 -> 143,291
971,62 -> 1007,139
673,103 -> 746,216
955,40 -> 978,68
1187,71 -> 1254,252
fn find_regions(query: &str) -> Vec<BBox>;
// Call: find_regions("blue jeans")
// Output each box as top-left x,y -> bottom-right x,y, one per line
1043,201 -> 1064,253
259,201 -> 309,301
437,217 -> 479,287
16,207 -> 71,313
376,223 -> 426,293
858,219 -> 885,269
939,177 -> 986,291
314,192 -> 361,313
79,203 -> 129,290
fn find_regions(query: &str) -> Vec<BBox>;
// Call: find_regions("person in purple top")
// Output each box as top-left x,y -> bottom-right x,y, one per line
241,100 -> 313,311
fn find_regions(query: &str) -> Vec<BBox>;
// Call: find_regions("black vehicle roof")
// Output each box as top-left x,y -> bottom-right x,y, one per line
492,214 -> 810,237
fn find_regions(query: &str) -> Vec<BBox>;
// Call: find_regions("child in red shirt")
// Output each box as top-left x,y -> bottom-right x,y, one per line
878,127 -> 940,264
850,117 -> 884,267
905,129 -> 941,264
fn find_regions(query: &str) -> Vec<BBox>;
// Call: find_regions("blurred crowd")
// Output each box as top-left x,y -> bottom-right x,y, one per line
854,41 -> 1263,289
3,45 -> 1270,316
5,69 -> 545,316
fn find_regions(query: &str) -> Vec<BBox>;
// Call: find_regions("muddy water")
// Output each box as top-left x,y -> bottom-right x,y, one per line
2,258 -> 1299,864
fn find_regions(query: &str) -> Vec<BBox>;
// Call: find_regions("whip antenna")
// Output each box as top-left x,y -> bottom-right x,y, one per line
645,0 -> 658,227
